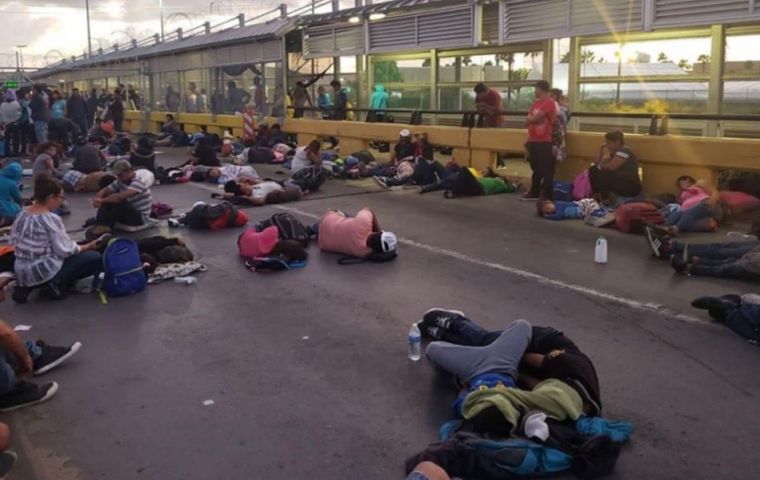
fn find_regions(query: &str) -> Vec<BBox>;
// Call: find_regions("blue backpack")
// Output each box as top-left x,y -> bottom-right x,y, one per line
100,238 -> 147,297
553,181 -> 574,202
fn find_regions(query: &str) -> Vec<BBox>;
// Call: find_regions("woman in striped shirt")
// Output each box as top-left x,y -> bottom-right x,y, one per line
10,176 -> 103,303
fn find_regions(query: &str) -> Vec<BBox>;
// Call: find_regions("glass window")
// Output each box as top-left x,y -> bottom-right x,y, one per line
387,88 -> 431,110
578,81 -> 708,113
552,38 -> 570,94
438,52 -> 543,83
722,81 -> 760,114
340,56 -> 357,74
180,69 -> 210,113
373,58 -> 431,84
440,86 -> 534,112
157,72 -> 180,111
725,34 -> 760,76
579,37 -> 711,78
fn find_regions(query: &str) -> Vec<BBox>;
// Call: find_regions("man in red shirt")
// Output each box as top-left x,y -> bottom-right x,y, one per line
474,83 -> 504,128
523,80 -> 557,200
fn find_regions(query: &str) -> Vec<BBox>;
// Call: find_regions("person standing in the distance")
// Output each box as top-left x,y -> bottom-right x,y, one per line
108,89 -> 124,133
473,83 -> 504,128
65,88 -> 88,136
522,80 -> 557,201
227,81 -> 251,114
331,80 -> 348,121
85,89 -> 98,129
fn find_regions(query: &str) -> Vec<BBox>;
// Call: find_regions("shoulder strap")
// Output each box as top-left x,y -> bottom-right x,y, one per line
337,256 -> 366,265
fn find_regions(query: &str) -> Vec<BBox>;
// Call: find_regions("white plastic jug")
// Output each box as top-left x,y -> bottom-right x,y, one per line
595,236 -> 608,264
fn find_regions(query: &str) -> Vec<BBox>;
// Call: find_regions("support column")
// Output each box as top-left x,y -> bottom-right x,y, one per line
567,36 -> 580,122
706,24 -> 725,137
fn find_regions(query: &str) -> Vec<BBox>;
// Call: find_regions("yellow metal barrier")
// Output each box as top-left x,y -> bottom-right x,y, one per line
124,110 -> 760,194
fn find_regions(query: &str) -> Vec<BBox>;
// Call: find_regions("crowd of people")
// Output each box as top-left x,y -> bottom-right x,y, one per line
0,76 -> 758,478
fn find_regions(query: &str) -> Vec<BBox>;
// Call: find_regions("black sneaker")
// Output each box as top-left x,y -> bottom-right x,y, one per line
0,451 -> 16,478
11,286 -> 32,304
0,381 -> 58,412
519,192 -> 540,202
645,226 -> 671,259
418,308 -> 466,338
669,255 -> 689,274
33,341 -> 82,376
40,282 -> 66,301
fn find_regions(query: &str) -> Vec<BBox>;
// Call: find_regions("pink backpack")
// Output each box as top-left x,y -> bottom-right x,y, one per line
573,170 -> 593,200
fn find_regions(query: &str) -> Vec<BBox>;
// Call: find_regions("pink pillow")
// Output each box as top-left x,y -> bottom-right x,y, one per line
719,191 -> 760,213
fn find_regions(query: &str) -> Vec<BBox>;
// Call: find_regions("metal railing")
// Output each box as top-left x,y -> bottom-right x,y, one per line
287,106 -> 760,134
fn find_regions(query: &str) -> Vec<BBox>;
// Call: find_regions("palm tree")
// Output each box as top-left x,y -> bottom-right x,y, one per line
678,59 -> 691,71
657,52 -> 670,63
697,54 -> 711,64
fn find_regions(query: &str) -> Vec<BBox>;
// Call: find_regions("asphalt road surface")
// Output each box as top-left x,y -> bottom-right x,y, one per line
2,155 -> 758,480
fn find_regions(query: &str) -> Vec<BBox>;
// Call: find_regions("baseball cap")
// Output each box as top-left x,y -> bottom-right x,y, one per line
112,159 -> 133,174
399,129 -> 411,138
380,231 -> 397,253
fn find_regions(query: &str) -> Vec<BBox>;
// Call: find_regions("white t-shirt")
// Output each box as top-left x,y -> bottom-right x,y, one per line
291,146 -> 313,174
251,181 -> 284,200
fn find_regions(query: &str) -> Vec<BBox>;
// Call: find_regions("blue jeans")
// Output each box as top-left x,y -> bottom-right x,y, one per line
727,301 -> 760,342
0,341 -> 42,395
406,472 -> 430,480
672,240 -> 760,261
53,251 -> 102,289
666,200 -> 722,232
34,120 -> 48,144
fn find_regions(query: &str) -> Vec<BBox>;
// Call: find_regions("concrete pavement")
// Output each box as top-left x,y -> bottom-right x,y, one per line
2,153 -> 759,480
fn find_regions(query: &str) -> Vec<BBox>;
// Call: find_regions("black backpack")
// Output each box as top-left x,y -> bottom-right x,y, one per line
256,212 -> 311,247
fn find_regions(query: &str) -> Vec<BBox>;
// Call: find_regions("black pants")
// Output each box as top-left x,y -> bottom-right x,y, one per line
71,117 -> 88,138
527,142 -> 555,199
411,158 -> 445,186
113,116 -> 124,133
21,123 -> 34,152
448,166 -> 484,197
588,167 -> 642,198
96,203 -> 143,228
3,122 -> 20,157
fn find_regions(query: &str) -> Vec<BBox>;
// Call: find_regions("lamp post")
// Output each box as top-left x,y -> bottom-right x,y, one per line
85,0 -> 92,55
160,0 -> 165,41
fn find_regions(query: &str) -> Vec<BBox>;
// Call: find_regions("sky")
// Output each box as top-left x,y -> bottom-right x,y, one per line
0,0 -> 314,68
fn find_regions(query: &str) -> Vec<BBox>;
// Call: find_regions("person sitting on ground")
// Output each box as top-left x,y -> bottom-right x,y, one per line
72,136 -> 106,174
442,165 -> 518,199
188,136 -> 220,167
221,178 -> 301,207
11,176 -> 105,302
646,226 -> 760,281
652,176 -> 723,236
589,131 -> 642,202
47,117 -> 80,149
61,170 -> 113,193
155,122 -> 188,147
32,142 -> 62,181
128,137 -> 156,173
267,123 -> 288,147
0,317 -> 82,414
372,156 -> 415,189
536,197 -> 610,222
291,140 -> 323,174
254,124 -> 270,148
390,129 -> 417,165
0,164 -> 23,227
409,135 -> 445,187
315,208 -> 397,260
157,114 -> 177,140
90,159 -> 152,233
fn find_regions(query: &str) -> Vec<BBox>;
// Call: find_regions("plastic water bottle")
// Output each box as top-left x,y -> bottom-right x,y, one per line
595,236 -> 608,264
408,323 -> 422,362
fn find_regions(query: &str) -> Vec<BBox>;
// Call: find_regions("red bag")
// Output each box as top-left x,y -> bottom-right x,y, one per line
615,202 -> 665,234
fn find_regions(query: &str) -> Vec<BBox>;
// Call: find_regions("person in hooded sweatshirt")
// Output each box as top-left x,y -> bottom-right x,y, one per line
0,91 -> 22,158
0,163 -> 23,226
369,85 -> 389,122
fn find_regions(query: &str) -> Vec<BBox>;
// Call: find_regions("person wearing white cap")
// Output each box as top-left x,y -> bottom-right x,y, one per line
90,159 -> 153,233
390,128 -> 416,165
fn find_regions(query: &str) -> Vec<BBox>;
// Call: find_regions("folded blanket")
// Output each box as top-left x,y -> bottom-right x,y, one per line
148,262 -> 207,284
